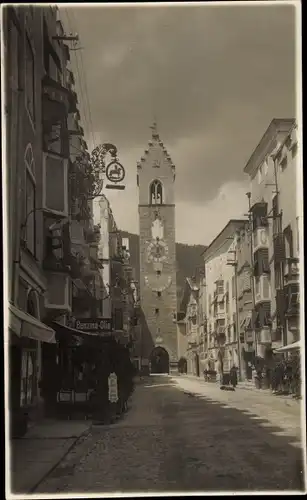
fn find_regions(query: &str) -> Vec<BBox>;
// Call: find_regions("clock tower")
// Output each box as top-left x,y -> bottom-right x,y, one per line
137,123 -> 178,374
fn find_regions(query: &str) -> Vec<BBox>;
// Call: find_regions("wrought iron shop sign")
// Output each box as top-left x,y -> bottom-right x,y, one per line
74,318 -> 112,333
106,161 -> 125,183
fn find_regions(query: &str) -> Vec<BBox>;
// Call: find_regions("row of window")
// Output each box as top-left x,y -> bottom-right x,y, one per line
8,11 -> 72,258
257,141 -> 297,185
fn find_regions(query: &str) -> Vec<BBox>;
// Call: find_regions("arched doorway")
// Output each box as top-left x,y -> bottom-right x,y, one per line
150,347 -> 169,374
178,357 -> 187,374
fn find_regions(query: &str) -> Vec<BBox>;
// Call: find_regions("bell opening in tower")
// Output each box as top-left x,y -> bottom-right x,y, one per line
150,180 -> 163,205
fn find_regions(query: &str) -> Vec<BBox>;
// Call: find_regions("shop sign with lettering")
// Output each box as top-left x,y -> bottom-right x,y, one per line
74,318 -> 112,333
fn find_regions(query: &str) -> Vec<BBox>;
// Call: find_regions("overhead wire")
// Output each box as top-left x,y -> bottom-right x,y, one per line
70,10 -> 96,151
64,8 -> 95,151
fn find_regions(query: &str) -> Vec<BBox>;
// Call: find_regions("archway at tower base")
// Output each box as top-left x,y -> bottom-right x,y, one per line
150,347 -> 170,374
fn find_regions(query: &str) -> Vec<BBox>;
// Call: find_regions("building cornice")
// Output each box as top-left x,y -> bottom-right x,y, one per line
202,219 -> 247,262
243,118 -> 295,177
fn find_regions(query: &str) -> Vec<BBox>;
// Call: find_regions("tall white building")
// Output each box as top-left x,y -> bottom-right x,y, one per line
203,220 -> 246,376
243,118 -> 300,356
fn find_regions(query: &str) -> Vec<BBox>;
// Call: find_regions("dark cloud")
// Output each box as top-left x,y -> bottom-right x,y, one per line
61,4 -> 296,205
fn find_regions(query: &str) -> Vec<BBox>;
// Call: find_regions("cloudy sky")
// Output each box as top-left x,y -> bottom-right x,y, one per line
60,2 -> 296,245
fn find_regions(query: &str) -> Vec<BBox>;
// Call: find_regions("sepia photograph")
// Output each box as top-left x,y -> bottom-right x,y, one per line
2,1 -> 305,497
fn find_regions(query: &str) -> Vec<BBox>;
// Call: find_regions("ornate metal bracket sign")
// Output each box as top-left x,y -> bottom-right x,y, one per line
69,142 -> 125,201
106,160 -> 125,183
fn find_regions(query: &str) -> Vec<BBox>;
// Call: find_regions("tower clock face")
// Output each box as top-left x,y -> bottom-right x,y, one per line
147,239 -> 169,264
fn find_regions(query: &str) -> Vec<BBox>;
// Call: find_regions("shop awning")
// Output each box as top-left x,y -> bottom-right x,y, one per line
53,321 -> 104,338
52,322 -> 114,344
9,304 -> 56,344
273,340 -> 301,353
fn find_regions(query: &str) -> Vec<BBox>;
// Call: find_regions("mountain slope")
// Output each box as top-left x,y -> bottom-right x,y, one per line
120,231 -> 207,304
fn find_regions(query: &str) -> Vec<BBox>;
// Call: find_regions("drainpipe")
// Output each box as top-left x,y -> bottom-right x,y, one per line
246,192 -> 257,357
272,158 -> 287,350
234,259 -> 242,381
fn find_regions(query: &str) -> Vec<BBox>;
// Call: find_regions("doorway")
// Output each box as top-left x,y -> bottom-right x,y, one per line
178,357 -> 187,374
150,347 -> 169,374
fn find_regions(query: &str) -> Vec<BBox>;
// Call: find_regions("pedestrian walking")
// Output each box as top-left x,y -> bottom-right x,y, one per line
230,365 -> 238,389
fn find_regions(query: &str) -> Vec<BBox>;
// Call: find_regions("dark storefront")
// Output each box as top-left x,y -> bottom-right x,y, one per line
9,303 -> 56,438
41,321 -> 135,420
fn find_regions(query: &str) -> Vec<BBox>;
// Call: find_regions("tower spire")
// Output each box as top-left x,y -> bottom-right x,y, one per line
150,117 -> 159,139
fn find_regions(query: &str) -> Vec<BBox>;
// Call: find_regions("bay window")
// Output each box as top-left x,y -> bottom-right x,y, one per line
43,154 -> 68,216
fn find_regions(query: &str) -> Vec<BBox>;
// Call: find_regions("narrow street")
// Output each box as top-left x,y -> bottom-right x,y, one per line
35,376 -> 305,494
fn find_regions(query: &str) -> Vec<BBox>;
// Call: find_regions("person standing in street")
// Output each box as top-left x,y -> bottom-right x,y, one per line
230,365 -> 238,390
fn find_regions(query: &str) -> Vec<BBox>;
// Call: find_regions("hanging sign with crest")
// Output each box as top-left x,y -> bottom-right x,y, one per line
105,160 -> 126,190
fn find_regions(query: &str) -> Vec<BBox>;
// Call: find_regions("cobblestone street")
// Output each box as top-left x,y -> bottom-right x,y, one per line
35,376 -> 305,495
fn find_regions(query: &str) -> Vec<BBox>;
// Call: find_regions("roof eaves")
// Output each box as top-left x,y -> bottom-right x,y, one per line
243,118 -> 296,177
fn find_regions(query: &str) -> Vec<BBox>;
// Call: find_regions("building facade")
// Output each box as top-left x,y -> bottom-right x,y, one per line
234,223 -> 254,379
198,271 -> 207,373
176,277 -> 201,376
5,5 -> 81,435
137,124 -> 178,374
184,278 -> 201,376
203,220 -> 246,378
243,118 -> 300,360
